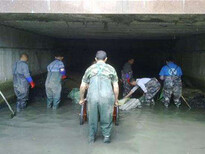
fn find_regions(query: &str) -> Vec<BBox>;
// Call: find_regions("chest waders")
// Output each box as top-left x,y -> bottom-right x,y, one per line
163,65 -> 182,107
87,63 -> 115,139
13,62 -> 30,112
45,61 -> 62,109
142,78 -> 161,105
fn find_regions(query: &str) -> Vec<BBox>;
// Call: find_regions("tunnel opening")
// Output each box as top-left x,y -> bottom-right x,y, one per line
0,14 -> 205,108
1,13 -> 205,154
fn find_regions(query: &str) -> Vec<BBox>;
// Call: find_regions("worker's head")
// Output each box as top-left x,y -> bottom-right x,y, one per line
55,52 -> 64,61
95,50 -> 107,62
128,58 -> 135,65
130,78 -> 137,86
20,53 -> 29,62
165,56 -> 174,64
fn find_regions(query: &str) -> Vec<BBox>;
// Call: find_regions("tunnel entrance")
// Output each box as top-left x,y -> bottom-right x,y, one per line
1,13 -> 205,153
1,14 -> 205,107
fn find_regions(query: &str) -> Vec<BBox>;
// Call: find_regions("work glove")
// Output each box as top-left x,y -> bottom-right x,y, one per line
115,100 -> 119,106
30,81 -> 35,88
62,75 -> 67,80
125,73 -> 130,83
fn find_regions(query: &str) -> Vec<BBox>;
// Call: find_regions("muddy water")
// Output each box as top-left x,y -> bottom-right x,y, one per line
0,97 -> 205,154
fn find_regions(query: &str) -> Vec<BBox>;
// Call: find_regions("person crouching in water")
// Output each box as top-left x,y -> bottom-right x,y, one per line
124,78 -> 161,106
45,53 -> 67,110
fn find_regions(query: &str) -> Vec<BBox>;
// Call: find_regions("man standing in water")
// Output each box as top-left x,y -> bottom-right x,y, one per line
45,53 -> 67,110
13,53 -> 35,112
159,57 -> 183,108
79,50 -> 119,143
121,58 -> 135,97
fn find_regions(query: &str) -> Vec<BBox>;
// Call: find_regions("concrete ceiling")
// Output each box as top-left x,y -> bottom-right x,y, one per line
0,14 -> 205,39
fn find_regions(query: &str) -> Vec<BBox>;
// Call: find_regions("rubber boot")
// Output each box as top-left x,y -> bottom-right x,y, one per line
164,103 -> 169,108
89,136 -> 96,144
151,99 -> 155,105
47,98 -> 52,109
174,100 -> 181,108
21,101 -> 27,110
103,136 -> 111,143
53,98 -> 60,110
16,102 -> 21,113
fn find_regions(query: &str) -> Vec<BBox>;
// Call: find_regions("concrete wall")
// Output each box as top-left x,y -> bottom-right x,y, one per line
174,35 -> 205,90
0,0 -> 205,14
0,24 -> 56,105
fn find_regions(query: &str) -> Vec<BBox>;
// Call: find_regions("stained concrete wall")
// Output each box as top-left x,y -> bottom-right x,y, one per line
0,0 -> 205,14
174,35 -> 205,90
0,24 -> 56,105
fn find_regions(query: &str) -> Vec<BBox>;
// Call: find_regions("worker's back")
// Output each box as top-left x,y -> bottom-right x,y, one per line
13,60 -> 30,87
160,62 -> 182,77
82,61 -> 118,101
46,59 -> 63,86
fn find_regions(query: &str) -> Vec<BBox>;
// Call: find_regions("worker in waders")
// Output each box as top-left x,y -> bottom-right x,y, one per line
45,53 -> 67,110
159,57 -> 183,108
121,58 -> 135,97
13,53 -> 35,112
124,78 -> 161,106
79,50 -> 119,143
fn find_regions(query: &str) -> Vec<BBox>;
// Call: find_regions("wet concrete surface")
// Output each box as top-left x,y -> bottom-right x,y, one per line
0,97 -> 205,154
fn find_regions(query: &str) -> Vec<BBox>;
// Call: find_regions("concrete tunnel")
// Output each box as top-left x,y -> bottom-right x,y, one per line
1,13 -> 205,153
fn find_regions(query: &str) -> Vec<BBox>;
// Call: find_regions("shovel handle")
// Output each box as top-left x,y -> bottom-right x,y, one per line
0,91 -> 15,114
181,95 -> 191,109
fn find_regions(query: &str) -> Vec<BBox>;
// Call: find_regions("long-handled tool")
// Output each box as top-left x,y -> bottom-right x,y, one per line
156,88 -> 191,109
0,91 -> 16,118
157,88 -> 164,101
181,95 -> 191,109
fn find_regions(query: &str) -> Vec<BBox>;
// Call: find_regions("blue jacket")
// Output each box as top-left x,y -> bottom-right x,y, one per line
159,62 -> 182,77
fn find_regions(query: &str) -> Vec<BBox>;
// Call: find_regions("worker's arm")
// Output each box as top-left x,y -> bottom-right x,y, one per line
113,82 -> 119,106
59,62 -> 67,79
138,82 -> 148,93
160,76 -> 164,80
79,66 -> 92,105
22,63 -> 35,88
124,86 -> 138,98
79,82 -> 88,105
124,91 -> 134,98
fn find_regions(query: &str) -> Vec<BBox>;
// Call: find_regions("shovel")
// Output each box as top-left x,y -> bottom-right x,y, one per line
181,95 -> 191,109
0,91 -> 16,118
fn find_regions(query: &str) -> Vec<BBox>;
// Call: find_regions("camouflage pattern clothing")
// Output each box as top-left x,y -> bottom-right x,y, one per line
121,71 -> 133,97
131,78 -> 161,105
163,76 -> 182,107
144,78 -> 161,105
82,61 -> 118,140
82,61 -> 118,84
121,62 -> 133,97
159,62 -> 183,108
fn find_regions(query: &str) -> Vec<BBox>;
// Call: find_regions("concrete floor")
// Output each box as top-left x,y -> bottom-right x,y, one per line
0,97 -> 205,154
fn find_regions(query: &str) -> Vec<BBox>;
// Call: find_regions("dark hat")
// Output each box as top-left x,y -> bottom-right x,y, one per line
96,50 -> 107,60
165,56 -> 174,62
54,51 -> 64,57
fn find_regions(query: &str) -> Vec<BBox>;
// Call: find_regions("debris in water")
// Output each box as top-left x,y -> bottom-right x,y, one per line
183,88 -> 205,109
67,88 -> 80,104
119,98 -> 142,111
